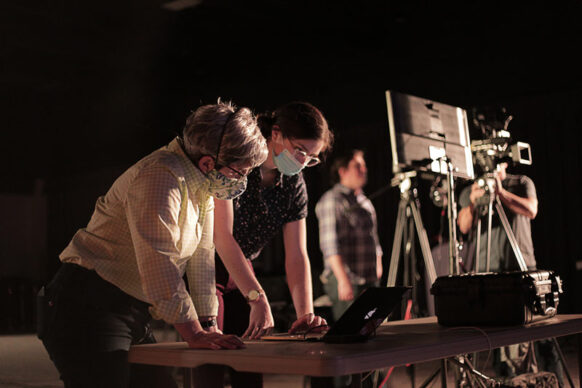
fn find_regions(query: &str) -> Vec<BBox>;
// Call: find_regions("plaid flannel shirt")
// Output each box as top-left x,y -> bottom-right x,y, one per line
315,183 -> 382,284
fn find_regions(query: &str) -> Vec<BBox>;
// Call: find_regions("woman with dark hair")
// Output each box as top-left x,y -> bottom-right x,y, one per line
206,101 -> 334,388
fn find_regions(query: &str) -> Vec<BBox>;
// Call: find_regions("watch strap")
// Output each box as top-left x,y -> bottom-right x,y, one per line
245,288 -> 264,303
199,318 -> 217,329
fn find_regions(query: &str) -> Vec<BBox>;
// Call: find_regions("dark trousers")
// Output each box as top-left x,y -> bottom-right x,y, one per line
38,263 -> 177,388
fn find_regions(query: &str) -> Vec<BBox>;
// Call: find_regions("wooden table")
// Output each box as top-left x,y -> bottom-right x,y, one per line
129,315 -> 582,387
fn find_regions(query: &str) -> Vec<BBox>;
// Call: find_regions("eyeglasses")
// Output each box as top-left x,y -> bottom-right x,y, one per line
217,164 -> 249,180
288,139 -> 321,167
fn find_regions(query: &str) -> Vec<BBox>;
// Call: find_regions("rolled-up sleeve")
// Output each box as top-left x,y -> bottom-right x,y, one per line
126,164 -> 198,324
315,192 -> 340,258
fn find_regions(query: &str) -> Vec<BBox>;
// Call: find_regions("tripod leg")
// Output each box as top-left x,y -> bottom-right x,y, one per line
486,201 -> 493,272
445,166 -> 461,275
475,218 -> 481,273
409,200 -> 437,286
494,197 -> 528,271
440,359 -> 448,388
406,364 -> 415,388
404,213 -> 414,288
418,367 -> 441,388
550,337 -> 575,388
388,199 -> 407,286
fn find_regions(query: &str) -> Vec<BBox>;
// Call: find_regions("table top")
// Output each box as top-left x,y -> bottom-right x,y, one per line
129,314 -> 582,377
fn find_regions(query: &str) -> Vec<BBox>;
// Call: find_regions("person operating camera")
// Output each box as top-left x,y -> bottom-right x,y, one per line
457,163 -> 568,383
457,162 -> 538,272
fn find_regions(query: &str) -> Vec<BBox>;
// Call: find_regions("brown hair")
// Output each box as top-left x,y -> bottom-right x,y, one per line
257,101 -> 334,158
330,149 -> 364,184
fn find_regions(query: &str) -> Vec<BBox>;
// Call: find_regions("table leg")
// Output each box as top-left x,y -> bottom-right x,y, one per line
183,367 -> 194,388
578,333 -> 581,387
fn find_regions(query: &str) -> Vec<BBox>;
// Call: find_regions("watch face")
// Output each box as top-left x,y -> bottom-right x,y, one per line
248,290 -> 260,301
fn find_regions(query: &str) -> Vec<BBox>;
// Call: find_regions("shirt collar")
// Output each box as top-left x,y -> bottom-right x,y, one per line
255,166 -> 284,188
167,137 -> 207,183
335,183 -> 356,195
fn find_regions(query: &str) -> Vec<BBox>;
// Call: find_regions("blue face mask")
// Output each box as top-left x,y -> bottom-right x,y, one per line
273,148 -> 305,176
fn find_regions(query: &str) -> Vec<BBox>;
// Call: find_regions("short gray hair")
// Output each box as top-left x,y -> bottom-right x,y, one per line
183,100 -> 267,169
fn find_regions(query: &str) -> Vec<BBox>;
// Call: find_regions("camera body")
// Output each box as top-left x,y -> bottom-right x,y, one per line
469,107 -> 532,212
471,131 -> 532,175
470,107 -> 532,177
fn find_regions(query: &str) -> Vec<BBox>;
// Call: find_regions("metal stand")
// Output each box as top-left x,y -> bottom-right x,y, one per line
471,182 -> 576,388
386,173 -> 436,387
474,194 -> 528,272
385,166 -> 465,388
444,159 -> 461,275
387,172 -> 437,290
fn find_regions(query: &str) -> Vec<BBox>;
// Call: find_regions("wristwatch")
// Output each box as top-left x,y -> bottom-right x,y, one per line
245,289 -> 264,303
199,317 -> 217,329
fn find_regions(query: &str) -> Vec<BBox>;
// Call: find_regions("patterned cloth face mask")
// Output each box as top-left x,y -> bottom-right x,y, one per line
205,169 -> 247,200
201,107 -> 249,200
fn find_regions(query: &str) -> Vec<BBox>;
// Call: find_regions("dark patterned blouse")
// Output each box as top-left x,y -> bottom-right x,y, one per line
232,167 -> 308,260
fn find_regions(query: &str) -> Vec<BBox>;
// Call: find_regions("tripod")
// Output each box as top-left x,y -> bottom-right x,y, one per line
384,171 -> 437,387
386,171 -> 437,293
471,179 -> 575,387
388,159 -> 462,292
473,186 -> 528,272
386,166 -> 485,388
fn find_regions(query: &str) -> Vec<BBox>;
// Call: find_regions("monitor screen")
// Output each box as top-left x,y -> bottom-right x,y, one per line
385,90 -> 474,180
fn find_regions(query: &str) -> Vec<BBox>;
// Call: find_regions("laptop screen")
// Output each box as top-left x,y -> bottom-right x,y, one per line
324,286 -> 410,341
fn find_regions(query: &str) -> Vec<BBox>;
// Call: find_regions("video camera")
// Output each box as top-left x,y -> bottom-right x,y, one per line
469,107 -> 532,207
470,107 -> 532,175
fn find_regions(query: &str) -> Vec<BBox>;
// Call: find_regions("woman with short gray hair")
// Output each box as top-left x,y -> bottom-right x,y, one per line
38,100 -> 267,387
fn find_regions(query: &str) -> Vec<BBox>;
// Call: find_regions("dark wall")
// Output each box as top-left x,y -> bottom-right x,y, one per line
2,1 -> 581,315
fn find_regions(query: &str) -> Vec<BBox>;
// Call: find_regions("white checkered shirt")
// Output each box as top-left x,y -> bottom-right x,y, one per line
60,138 -> 217,323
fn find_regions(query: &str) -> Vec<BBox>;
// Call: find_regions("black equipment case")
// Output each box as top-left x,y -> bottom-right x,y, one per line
430,270 -> 563,326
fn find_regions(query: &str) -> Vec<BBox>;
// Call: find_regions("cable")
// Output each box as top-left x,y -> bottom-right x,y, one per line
444,326 -> 493,371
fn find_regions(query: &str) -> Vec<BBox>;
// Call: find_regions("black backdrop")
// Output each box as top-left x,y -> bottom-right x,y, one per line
2,1 -> 581,317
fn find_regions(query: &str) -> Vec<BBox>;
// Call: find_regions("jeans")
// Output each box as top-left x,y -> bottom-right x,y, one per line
38,263 -> 177,388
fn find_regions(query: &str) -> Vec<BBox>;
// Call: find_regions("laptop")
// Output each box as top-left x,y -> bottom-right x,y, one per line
261,286 -> 410,343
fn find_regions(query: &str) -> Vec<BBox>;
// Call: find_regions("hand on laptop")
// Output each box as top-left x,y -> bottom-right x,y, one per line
243,296 -> 275,339
288,313 -> 328,334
